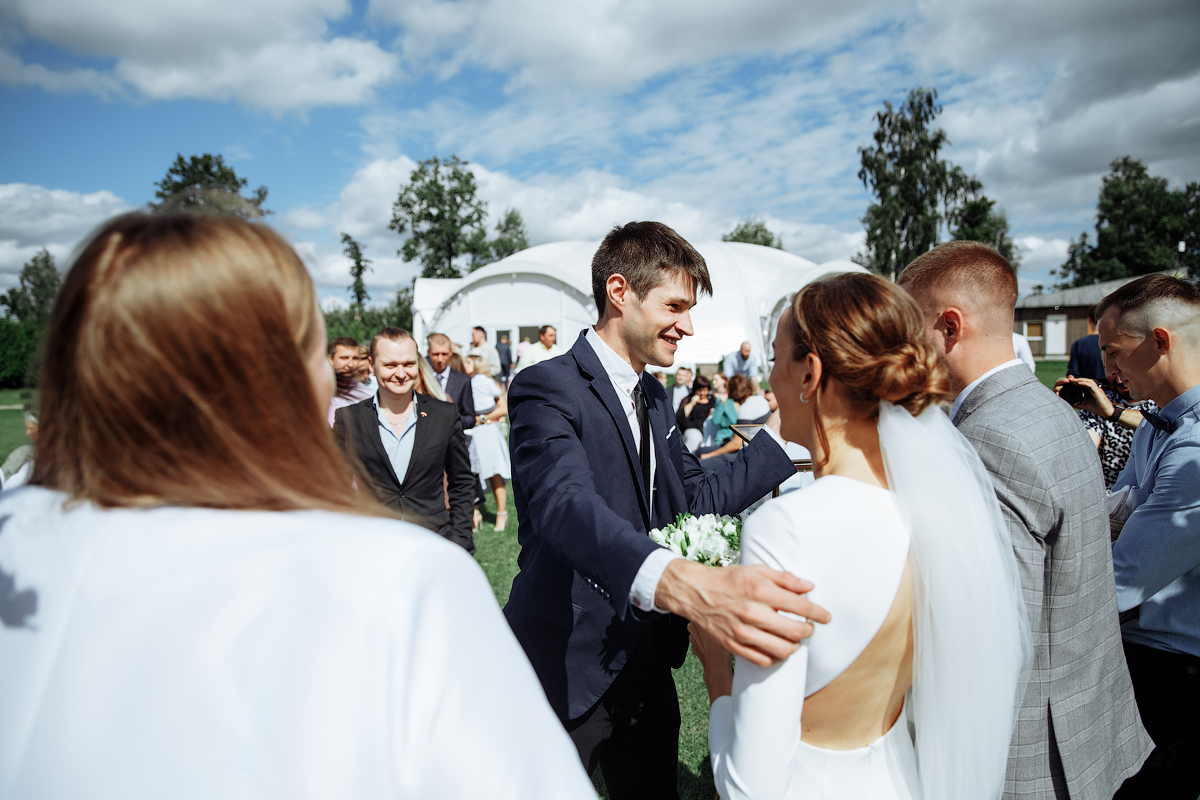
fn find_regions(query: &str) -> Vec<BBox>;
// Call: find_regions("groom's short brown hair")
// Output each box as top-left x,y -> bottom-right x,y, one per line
591,221 -> 712,319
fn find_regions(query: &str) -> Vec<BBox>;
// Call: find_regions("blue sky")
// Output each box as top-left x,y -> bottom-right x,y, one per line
2,0 -> 1197,306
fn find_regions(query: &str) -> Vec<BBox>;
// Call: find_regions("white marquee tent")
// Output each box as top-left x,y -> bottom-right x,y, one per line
412,240 -> 867,373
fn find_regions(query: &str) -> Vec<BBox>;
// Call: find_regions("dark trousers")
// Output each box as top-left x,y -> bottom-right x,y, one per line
1115,640 -> 1200,800
565,617 -> 680,800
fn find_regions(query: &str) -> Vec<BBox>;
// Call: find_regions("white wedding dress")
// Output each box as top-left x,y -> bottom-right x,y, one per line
709,403 -> 1031,800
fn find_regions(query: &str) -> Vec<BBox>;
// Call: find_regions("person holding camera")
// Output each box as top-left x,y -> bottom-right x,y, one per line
1054,375 -> 1158,490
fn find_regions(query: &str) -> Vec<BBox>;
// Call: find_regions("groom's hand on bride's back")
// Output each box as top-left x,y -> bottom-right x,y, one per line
655,559 -> 830,668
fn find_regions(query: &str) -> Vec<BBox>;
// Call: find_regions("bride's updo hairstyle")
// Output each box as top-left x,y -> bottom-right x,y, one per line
33,212 -> 384,516
785,272 -> 951,458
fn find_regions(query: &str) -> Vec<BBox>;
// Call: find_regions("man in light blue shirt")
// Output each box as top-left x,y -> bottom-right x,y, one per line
722,341 -> 757,380
1099,274 -> 1200,799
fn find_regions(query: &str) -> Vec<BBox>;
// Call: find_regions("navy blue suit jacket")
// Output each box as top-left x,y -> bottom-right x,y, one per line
441,368 -> 476,430
502,331 -> 796,721
1067,333 -> 1106,384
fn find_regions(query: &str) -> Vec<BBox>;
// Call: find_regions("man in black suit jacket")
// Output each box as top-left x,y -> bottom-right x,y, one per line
426,333 -> 476,430
334,328 -> 475,553
504,222 -> 830,798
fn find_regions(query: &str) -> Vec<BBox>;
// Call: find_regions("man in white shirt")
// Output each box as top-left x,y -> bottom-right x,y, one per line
900,241 -> 1150,800
670,367 -> 692,410
467,325 -> 501,378
504,221 -> 828,798
513,325 -> 564,375
326,336 -> 374,426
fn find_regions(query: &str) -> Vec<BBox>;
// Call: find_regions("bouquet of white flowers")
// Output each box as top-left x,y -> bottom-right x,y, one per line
648,513 -> 741,567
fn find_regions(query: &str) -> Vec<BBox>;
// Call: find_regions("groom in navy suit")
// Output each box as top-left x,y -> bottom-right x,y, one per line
504,221 -> 830,798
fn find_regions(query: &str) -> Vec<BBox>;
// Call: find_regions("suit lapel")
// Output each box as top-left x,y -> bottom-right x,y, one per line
572,334 -> 651,525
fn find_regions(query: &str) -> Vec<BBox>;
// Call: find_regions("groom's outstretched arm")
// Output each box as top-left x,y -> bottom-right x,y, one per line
656,560 -> 830,667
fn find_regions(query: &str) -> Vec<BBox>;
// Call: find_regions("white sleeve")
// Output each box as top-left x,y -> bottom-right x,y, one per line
628,547 -> 683,613
394,543 -> 597,799
709,503 -> 809,800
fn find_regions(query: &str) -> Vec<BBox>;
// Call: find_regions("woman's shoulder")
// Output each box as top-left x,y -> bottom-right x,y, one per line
743,477 -> 905,568
0,489 -> 477,606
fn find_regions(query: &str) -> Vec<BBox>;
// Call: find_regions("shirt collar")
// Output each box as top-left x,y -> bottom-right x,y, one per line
373,392 -> 419,432
1159,383 -> 1200,426
950,359 -> 1024,421
586,326 -> 641,395
433,365 -> 449,380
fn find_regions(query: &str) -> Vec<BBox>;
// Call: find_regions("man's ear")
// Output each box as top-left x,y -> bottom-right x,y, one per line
1153,327 -> 1172,356
605,273 -> 631,315
941,308 -> 964,348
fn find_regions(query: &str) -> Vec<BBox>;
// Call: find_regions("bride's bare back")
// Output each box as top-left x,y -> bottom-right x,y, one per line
800,559 -> 913,750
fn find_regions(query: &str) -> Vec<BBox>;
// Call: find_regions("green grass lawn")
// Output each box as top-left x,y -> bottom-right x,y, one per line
473,485 -> 715,800
0,408 -> 29,464
1035,359 -> 1068,390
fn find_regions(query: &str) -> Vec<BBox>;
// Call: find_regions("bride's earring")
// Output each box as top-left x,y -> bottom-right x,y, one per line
799,393 -> 808,404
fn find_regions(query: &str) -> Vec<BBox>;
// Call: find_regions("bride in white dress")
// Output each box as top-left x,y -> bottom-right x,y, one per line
691,273 -> 1030,800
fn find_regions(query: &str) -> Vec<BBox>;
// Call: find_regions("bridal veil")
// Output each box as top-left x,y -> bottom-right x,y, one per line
878,402 -> 1031,800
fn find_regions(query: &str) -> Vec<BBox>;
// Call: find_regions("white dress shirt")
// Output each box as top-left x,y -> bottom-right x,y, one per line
585,328 -> 787,614
949,359 -> 1024,422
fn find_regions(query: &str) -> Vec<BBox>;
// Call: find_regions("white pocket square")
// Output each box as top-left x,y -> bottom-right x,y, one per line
667,425 -> 677,437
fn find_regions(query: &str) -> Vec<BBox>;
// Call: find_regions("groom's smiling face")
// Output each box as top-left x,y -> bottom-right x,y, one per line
625,270 -> 697,369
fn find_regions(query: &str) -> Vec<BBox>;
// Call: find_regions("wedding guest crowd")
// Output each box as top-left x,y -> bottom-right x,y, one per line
5,207 -> 1197,800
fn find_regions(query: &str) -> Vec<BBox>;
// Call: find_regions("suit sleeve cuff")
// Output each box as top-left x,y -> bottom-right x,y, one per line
755,424 -> 788,451
629,547 -> 682,615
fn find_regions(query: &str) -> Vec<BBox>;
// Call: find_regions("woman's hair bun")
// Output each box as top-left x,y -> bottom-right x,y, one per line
786,273 -> 952,419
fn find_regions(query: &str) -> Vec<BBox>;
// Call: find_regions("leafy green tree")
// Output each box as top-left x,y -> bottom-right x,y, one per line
949,196 -> 1021,269
0,249 -> 62,386
389,155 -> 488,279
722,219 -> 782,249
150,153 -> 269,218
855,88 -> 981,280
341,233 -> 372,311
323,287 -> 414,344
489,208 -> 531,262
1056,156 -> 1198,287
469,207 -> 532,271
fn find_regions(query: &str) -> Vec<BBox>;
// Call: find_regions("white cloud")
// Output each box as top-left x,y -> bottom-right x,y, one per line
1,0 -> 399,113
1014,235 -> 1071,295
375,0 -> 888,91
0,183 -> 130,286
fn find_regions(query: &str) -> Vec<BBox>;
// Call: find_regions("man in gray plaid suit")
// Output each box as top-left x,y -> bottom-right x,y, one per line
901,242 -> 1151,800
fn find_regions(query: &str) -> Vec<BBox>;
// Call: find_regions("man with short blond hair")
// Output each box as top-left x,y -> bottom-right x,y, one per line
900,241 -> 1150,800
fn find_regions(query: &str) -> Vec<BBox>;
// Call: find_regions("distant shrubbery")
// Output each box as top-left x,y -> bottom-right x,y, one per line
0,249 -> 61,389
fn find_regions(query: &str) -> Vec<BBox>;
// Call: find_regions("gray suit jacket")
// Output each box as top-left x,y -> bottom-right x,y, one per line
954,366 -> 1151,800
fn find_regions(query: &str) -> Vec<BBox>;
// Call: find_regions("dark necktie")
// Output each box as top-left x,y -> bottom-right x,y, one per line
632,381 -> 652,498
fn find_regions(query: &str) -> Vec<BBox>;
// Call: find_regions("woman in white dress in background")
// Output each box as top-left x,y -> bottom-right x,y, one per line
0,213 -> 595,800
691,272 -> 1030,800
463,354 -> 512,531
